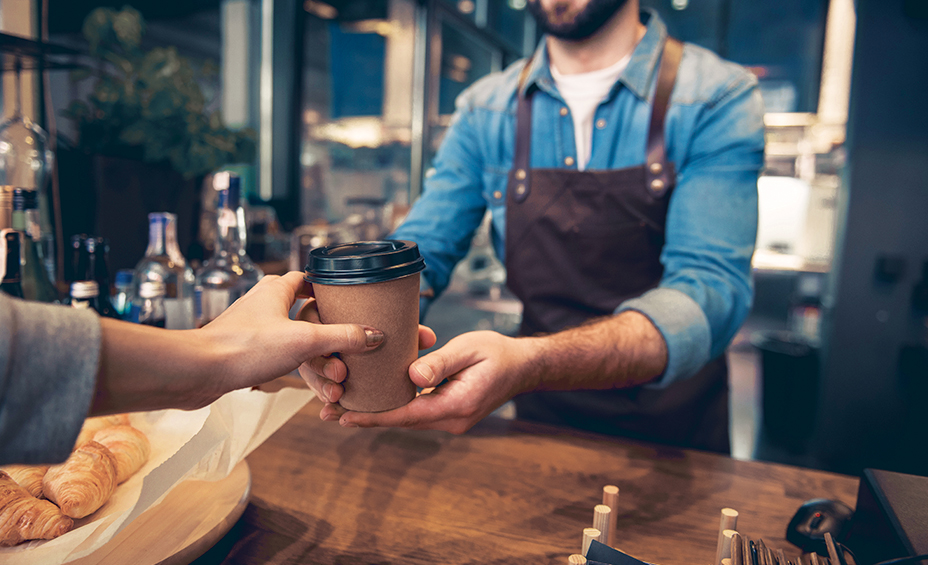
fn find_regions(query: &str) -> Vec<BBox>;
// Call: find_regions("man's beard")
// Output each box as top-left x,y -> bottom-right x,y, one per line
527,0 -> 629,41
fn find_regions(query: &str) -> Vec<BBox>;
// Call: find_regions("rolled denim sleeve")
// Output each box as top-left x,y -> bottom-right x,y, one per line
0,295 -> 101,464
619,74 -> 766,387
392,100 -> 489,314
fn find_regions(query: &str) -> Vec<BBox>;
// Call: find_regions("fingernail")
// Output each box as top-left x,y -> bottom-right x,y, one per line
323,362 -> 337,380
415,362 -> 435,385
340,419 -> 358,428
322,412 -> 337,422
365,328 -> 384,347
323,382 -> 336,403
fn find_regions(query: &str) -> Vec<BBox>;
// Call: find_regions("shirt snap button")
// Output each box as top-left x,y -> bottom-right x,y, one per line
493,190 -> 502,200
650,179 -> 665,191
516,184 -> 526,196
649,162 -> 663,174
596,119 -> 606,129
560,107 -> 569,116
516,169 -> 526,180
564,156 -> 575,167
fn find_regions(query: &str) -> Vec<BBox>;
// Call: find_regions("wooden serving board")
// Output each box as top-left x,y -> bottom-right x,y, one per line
69,461 -> 250,565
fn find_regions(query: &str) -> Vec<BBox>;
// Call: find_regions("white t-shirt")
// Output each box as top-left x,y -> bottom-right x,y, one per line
550,54 -> 631,171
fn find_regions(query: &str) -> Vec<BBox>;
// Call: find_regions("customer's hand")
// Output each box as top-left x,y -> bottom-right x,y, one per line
296,292 -> 437,407
95,271 -> 388,415
317,330 -> 538,434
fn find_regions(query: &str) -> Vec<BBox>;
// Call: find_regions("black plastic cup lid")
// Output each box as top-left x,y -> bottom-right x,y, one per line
304,240 -> 425,285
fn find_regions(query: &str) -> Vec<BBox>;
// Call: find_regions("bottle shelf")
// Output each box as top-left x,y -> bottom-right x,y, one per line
0,32 -> 81,72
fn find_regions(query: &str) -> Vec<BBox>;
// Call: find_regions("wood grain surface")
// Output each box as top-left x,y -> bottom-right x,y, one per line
214,399 -> 858,565
71,461 -> 250,565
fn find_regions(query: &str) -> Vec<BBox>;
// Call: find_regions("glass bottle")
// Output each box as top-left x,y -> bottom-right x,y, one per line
130,280 -> 167,327
133,212 -> 196,329
0,229 -> 24,298
87,236 -> 113,298
67,236 -> 119,318
69,234 -> 85,285
195,172 -> 263,326
71,235 -> 119,315
112,268 -> 134,319
22,189 -> 55,284
0,57 -> 53,195
11,188 -> 57,302
67,280 -> 118,318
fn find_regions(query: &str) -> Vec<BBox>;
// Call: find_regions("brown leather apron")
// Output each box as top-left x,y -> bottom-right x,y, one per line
506,38 -> 730,453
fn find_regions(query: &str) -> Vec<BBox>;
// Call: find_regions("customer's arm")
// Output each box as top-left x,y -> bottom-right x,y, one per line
93,272 -> 384,415
0,272 -> 384,465
0,293 -> 102,465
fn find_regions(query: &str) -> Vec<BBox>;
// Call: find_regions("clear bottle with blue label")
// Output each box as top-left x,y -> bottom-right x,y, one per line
112,268 -> 134,318
194,172 -> 263,327
130,280 -> 167,327
133,212 -> 196,329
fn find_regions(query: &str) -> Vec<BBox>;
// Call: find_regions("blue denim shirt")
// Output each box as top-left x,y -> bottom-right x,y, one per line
392,10 -> 766,387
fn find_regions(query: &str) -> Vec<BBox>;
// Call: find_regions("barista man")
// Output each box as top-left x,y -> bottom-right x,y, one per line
303,0 -> 765,452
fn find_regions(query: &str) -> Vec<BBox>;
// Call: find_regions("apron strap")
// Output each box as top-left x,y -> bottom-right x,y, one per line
511,58 -> 535,204
645,37 -> 683,198
510,37 -> 685,204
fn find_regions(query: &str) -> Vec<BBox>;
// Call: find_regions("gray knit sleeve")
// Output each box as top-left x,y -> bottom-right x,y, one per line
0,294 -> 102,464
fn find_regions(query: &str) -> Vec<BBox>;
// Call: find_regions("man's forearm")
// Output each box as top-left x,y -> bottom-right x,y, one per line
521,310 -> 668,393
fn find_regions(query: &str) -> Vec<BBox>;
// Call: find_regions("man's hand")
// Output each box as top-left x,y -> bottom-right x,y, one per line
318,331 -> 539,434
298,314 -> 437,408
308,310 -> 667,434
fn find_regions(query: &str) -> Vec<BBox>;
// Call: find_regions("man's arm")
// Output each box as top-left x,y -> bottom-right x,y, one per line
322,310 -> 665,434
626,70 -> 766,386
390,90 -> 490,309
315,60 -> 765,434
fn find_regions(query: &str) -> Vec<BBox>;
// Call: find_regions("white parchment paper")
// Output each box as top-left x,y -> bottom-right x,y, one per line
0,385 -> 313,564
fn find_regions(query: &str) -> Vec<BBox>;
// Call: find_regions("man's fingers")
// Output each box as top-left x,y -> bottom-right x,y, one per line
307,355 -> 347,383
339,393 -> 441,429
297,364 -> 344,403
406,336 -> 482,388
297,298 -> 322,323
320,402 -> 348,422
418,325 -> 437,350
339,391 -> 473,434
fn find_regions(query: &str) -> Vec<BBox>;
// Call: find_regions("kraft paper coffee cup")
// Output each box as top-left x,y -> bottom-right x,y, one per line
304,240 -> 425,412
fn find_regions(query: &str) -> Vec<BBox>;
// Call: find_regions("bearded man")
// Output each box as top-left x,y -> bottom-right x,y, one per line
306,0 -> 766,453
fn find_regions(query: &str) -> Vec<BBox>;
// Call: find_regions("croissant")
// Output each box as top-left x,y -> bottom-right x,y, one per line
74,414 -> 131,448
92,425 -> 151,484
0,465 -> 48,499
0,471 -> 73,546
43,441 -> 117,519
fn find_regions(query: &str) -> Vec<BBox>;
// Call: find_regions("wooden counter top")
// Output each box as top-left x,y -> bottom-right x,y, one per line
216,399 -> 857,564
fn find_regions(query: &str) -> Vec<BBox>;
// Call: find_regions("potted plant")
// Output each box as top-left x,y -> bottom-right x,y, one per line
62,5 -> 255,271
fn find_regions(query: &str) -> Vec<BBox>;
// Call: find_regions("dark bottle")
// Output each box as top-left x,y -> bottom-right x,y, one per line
87,236 -> 113,298
130,281 -> 167,327
67,279 -> 119,318
11,188 -> 57,302
70,235 -> 119,317
1,229 -> 25,298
